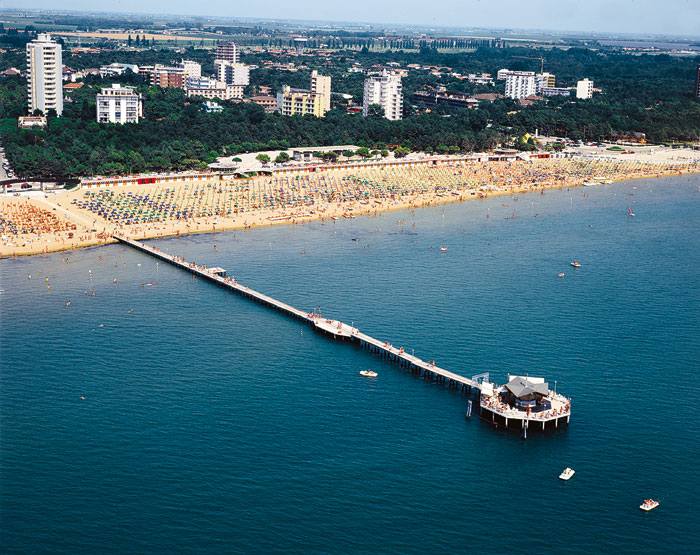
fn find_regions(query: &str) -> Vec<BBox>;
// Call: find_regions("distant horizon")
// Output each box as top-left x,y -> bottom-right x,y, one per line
2,2 -> 700,39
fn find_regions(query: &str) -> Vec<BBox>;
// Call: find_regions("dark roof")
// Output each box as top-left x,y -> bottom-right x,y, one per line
506,376 -> 549,398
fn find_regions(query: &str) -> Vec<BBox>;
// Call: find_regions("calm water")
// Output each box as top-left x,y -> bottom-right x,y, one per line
2,176 -> 699,553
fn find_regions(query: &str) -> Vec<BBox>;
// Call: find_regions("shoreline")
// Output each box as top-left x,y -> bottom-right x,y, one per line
2,165 -> 697,259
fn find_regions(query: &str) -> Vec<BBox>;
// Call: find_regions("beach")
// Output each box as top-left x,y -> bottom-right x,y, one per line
2,156 -> 698,257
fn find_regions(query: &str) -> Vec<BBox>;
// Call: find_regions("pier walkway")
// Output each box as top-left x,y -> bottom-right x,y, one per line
115,235 -> 570,431
115,236 -> 477,392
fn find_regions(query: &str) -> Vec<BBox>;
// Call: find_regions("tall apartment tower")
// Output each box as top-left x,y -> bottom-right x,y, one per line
505,71 -> 536,99
215,41 -> 239,63
362,70 -> 403,121
26,33 -> 63,116
310,70 -> 331,113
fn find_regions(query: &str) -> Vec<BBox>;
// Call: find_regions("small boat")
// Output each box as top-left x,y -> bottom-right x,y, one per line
570,262 -> 581,268
360,370 -> 378,378
558,272 -> 565,277
640,499 -> 659,511
628,207 -> 635,217
559,468 -> 575,480
439,247 -> 448,252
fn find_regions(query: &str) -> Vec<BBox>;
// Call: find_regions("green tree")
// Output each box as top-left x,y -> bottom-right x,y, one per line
356,147 -> 371,158
274,151 -> 290,164
366,103 -> 384,118
256,153 -> 271,164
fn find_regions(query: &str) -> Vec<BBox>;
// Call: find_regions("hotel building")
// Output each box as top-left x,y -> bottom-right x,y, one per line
215,41 -> 240,63
26,33 -> 63,116
310,70 -> 331,112
576,78 -> 594,100
362,70 -> 403,120
505,71 -> 536,99
96,84 -> 143,124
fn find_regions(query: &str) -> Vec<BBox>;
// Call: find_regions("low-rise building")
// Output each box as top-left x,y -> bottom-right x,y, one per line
540,87 -> 572,97
96,84 -> 143,124
63,82 -> 84,93
413,90 -> 479,110
18,115 -> 47,128
467,73 -> 494,86
186,76 -> 218,90
99,62 -> 139,78
472,93 -> 504,102
202,101 -> 223,113
186,84 -> 244,100
246,95 -> 277,112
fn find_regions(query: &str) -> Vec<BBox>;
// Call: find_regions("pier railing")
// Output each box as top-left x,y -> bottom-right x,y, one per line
114,235 -> 478,393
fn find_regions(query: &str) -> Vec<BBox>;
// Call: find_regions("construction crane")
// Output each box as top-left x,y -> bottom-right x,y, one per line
513,56 -> 545,73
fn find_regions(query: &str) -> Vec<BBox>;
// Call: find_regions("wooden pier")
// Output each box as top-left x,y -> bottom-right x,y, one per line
115,236 -> 570,431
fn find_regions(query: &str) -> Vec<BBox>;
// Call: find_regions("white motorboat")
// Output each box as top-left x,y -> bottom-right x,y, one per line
640,499 -> 659,511
559,468 -> 575,480
360,370 -> 378,378
439,247 -> 448,252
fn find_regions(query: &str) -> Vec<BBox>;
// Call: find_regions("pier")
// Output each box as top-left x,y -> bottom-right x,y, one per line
115,235 -> 570,432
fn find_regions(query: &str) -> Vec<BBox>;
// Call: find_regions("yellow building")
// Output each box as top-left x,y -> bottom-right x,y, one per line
276,86 -> 326,117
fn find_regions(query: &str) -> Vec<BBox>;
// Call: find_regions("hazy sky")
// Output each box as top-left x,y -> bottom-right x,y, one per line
5,1 -> 700,37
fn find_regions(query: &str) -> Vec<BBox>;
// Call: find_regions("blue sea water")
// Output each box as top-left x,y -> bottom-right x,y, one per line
1,175 -> 699,554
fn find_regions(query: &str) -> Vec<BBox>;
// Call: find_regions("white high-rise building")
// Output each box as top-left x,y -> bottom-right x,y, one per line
576,78 -> 594,99
214,60 -> 250,86
310,70 -> 331,113
362,70 -> 403,121
505,71 -> 536,99
179,60 -> 201,79
96,84 -> 143,124
26,33 -> 63,116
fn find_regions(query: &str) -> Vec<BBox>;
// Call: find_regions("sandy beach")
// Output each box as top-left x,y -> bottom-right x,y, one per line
2,156 -> 698,258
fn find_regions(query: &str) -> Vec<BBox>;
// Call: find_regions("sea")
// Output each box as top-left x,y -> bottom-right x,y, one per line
2,175 -> 699,554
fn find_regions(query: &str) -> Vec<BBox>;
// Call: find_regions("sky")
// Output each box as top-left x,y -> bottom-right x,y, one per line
4,1 -> 700,37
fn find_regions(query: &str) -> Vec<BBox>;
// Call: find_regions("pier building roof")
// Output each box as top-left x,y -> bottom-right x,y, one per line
506,376 -> 549,399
